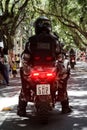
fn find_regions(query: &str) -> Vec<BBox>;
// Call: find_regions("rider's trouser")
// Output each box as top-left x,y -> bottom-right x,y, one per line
17,67 -> 30,113
58,79 -> 70,109
17,96 -> 27,114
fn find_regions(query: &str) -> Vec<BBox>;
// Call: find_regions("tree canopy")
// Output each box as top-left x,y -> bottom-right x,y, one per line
36,0 -> 87,50
0,0 -> 87,51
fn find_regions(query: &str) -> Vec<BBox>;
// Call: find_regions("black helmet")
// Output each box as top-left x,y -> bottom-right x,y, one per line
69,48 -> 75,55
34,16 -> 52,34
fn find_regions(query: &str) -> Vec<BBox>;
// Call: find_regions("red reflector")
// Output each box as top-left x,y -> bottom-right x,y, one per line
46,57 -> 52,61
34,57 -> 40,60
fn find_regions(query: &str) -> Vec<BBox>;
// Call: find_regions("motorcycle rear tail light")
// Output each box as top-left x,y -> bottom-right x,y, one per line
46,73 -> 53,76
33,72 -> 39,76
46,56 -> 52,61
30,70 -> 56,81
31,72 -> 40,79
46,72 -> 56,80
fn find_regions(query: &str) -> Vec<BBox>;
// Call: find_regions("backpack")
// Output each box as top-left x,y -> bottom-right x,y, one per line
29,33 -> 58,65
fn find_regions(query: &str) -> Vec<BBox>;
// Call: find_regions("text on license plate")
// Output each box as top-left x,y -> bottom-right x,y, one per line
36,84 -> 50,95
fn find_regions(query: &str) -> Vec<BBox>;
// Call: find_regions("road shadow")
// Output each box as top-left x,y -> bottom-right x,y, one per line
0,100 -> 87,130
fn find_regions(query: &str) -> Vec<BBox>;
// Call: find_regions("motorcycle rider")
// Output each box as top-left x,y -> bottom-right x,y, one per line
17,16 -> 72,116
69,48 -> 76,68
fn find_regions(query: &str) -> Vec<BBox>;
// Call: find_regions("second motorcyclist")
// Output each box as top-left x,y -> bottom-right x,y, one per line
69,48 -> 76,69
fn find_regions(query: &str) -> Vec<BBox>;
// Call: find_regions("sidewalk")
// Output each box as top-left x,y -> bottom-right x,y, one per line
0,69 -> 21,111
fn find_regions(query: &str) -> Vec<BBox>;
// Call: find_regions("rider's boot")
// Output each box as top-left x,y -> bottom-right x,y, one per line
17,99 -> 27,117
61,99 -> 72,114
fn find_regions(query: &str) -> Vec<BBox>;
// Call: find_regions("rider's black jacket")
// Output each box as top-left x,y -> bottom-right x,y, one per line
25,32 -> 61,66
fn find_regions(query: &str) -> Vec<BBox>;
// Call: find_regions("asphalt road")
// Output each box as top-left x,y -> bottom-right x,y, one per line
0,61 -> 87,130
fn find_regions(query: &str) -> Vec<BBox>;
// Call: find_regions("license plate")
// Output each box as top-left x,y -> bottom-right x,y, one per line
36,84 -> 50,95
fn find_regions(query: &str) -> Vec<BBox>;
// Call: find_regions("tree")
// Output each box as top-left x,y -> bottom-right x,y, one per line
35,0 -> 87,50
0,0 -> 34,49
1,0 -> 87,51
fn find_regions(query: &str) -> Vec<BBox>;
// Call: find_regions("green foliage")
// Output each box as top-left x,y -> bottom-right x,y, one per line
0,0 -> 87,50
44,0 -> 87,50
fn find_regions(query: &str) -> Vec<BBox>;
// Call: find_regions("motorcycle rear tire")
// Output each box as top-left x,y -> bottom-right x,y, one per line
36,102 -> 51,124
